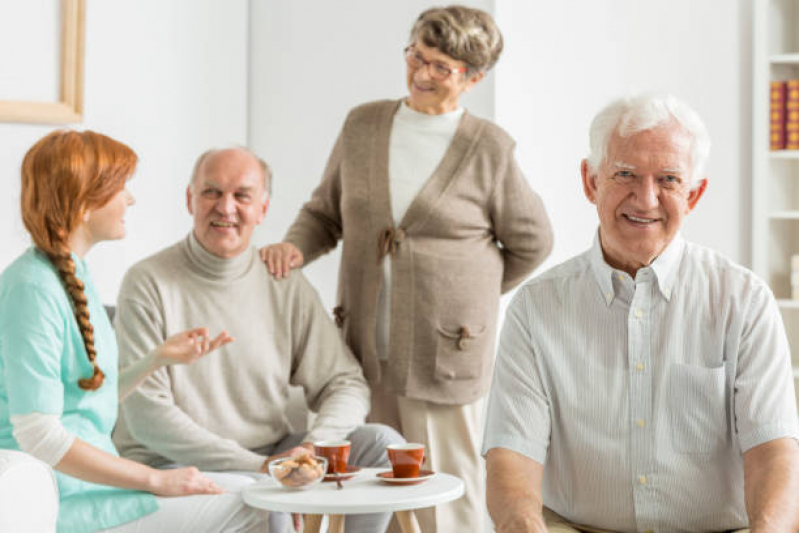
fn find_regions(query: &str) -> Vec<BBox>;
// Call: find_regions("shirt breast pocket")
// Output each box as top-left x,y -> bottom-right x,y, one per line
669,362 -> 728,454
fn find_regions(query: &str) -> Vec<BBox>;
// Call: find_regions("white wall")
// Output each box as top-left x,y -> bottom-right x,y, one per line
494,0 -> 753,273
248,0 -> 495,311
0,0 -> 248,303
0,2 -> 754,307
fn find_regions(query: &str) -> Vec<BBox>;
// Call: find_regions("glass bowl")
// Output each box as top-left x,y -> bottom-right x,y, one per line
268,455 -> 327,490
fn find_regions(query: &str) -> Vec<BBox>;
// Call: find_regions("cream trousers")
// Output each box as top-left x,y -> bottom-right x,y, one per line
369,378 -> 486,533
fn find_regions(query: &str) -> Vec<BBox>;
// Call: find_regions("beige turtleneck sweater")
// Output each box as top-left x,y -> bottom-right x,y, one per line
112,233 -> 370,471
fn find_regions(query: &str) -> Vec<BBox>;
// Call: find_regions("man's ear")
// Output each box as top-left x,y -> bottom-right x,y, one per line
686,177 -> 708,212
186,185 -> 194,215
581,159 -> 598,204
256,196 -> 270,224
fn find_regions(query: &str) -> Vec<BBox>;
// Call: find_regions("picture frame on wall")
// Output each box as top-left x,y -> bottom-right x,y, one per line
0,0 -> 85,125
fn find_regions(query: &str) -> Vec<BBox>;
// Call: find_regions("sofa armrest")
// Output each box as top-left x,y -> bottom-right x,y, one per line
0,449 -> 58,532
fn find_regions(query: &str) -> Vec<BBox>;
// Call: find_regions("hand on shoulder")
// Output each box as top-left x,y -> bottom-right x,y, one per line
260,242 -> 304,280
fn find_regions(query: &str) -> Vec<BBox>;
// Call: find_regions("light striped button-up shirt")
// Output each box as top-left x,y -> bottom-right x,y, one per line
483,233 -> 799,532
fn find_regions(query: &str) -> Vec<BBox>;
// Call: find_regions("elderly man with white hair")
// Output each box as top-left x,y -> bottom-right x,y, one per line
482,94 -> 799,533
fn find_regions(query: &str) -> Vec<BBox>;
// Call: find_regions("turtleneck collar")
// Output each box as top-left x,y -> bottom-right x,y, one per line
184,231 -> 254,280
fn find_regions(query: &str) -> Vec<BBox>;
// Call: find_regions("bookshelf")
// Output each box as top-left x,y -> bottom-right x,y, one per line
753,0 -> 799,409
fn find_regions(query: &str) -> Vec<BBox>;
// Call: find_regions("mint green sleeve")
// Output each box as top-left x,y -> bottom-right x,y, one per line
0,283 -> 66,416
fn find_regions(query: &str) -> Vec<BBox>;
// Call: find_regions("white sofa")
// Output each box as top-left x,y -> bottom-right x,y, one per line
0,449 -> 58,532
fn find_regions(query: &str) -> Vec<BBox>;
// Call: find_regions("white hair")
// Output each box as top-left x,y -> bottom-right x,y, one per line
190,146 -> 272,196
586,94 -> 711,188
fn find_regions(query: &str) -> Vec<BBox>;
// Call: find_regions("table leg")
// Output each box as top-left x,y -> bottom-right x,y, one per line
303,514 -> 323,533
328,514 -> 345,533
395,510 -> 422,533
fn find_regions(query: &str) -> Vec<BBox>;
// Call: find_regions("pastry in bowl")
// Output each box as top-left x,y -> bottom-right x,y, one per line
269,454 -> 327,490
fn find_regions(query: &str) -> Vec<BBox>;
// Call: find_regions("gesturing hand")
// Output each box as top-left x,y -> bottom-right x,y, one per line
154,327 -> 234,368
260,242 -> 304,280
147,466 -> 225,497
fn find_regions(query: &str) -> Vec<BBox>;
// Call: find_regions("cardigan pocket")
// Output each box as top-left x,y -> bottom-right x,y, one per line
410,247 -> 502,383
434,324 -> 488,380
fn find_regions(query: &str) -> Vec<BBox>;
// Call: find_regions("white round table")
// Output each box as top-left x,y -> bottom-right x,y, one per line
242,467 -> 464,533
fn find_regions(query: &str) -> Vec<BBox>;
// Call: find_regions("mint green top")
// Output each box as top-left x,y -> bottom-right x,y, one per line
0,248 -> 157,533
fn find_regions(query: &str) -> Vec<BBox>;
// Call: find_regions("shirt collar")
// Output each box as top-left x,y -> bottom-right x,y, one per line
589,231 -> 616,306
648,233 -> 684,301
590,230 -> 685,305
184,231 -> 254,280
71,252 -> 87,277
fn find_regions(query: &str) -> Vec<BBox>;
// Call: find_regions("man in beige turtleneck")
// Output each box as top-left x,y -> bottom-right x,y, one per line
112,147 -> 403,533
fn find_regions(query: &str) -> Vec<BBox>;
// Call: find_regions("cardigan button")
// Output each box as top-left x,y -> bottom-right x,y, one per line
332,305 -> 346,328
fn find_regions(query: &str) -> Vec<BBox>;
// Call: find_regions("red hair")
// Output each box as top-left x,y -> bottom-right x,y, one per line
20,130 -> 137,390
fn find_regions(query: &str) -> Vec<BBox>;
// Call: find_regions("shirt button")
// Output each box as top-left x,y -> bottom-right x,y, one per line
636,362 -> 645,371
635,308 -> 644,318
638,475 -> 647,485
636,419 -> 646,428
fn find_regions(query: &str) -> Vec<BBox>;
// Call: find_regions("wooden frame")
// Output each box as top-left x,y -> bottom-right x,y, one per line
0,0 -> 86,124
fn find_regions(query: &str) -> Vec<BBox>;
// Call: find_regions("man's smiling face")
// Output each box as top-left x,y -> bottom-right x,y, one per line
581,123 -> 707,276
186,148 -> 268,259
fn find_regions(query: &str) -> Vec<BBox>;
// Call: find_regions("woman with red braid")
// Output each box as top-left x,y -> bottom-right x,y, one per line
0,130 -> 268,532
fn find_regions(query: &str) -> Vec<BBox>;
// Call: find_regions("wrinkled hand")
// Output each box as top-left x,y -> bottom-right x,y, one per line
260,242 -> 304,280
154,327 -> 234,368
259,443 -> 315,532
258,443 -> 315,474
147,466 -> 224,497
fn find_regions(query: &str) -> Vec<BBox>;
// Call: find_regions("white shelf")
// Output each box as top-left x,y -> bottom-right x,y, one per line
769,211 -> 799,219
770,53 -> 799,64
777,299 -> 799,309
769,150 -> 799,159
755,0 -> 799,407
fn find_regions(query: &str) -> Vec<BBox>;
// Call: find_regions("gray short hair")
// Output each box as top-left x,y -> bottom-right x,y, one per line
586,94 -> 711,188
190,146 -> 272,196
409,5 -> 503,74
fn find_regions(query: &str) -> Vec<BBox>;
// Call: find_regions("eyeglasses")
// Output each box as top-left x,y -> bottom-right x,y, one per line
404,46 -> 467,81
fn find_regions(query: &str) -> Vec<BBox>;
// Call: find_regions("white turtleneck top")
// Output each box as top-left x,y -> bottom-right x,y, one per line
112,233 -> 370,471
377,101 -> 464,360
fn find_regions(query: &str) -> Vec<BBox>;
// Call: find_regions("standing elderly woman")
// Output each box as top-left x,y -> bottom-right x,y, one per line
263,6 -> 553,531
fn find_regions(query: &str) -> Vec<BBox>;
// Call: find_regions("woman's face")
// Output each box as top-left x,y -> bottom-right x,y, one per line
405,41 -> 483,115
84,185 -> 135,244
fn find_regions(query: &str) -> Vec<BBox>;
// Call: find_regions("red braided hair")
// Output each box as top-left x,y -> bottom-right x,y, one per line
20,130 -> 137,390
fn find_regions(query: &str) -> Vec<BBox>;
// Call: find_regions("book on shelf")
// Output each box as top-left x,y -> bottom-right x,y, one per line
771,81 -> 787,150
787,80 -> 799,150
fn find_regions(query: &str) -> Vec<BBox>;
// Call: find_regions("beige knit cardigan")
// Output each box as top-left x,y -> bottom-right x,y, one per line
286,99 -> 553,405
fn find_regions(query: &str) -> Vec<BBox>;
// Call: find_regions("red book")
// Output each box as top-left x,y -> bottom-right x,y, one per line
771,81 -> 787,150
787,80 -> 799,150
